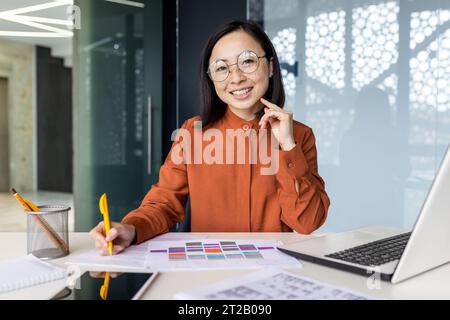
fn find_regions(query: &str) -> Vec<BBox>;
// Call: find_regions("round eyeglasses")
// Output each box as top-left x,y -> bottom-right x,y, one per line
207,50 -> 266,82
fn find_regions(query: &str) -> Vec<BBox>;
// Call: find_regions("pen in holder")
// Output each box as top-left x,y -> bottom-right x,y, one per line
26,205 -> 70,260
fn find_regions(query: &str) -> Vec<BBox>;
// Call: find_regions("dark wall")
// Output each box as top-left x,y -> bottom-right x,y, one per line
37,46 -> 73,192
178,0 -> 247,123
162,0 -> 178,158
162,0 -> 247,156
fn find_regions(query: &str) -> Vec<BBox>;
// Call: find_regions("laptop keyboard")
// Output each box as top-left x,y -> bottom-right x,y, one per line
325,232 -> 412,266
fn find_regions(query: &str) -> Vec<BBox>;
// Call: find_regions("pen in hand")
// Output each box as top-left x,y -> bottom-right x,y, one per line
99,193 -> 113,255
90,220 -> 137,256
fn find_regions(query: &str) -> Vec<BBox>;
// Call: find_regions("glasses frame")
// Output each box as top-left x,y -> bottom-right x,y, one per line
207,50 -> 267,82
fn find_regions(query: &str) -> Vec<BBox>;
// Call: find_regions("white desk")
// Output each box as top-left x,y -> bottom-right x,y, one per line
1,230 -> 450,300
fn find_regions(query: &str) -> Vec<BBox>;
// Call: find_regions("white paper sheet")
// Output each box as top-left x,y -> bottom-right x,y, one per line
66,241 -> 149,270
67,238 -> 302,272
175,268 -> 378,300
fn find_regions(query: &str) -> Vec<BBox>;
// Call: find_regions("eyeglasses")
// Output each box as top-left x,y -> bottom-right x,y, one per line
207,50 -> 266,82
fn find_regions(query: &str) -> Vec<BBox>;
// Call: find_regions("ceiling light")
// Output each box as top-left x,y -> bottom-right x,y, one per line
104,0 -> 144,8
0,31 -> 68,37
11,15 -> 74,27
0,1 -> 73,16
0,1 -> 74,38
1,14 -> 72,37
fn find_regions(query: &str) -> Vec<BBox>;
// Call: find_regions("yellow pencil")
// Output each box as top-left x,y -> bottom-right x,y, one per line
99,193 -> 113,255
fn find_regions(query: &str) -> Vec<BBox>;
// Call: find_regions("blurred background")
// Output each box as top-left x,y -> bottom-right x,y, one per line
0,0 -> 449,234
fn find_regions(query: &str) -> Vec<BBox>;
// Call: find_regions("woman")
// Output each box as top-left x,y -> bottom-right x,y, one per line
90,20 -> 330,255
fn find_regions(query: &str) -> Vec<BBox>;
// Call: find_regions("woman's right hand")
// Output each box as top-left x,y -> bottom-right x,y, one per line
89,221 -> 136,256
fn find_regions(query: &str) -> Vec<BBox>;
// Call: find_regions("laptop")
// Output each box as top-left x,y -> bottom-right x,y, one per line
278,145 -> 450,284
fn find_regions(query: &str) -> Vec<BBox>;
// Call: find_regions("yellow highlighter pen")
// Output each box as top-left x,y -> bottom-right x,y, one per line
99,193 -> 113,255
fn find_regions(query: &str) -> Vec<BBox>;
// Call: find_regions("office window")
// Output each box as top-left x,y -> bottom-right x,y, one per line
252,0 -> 450,232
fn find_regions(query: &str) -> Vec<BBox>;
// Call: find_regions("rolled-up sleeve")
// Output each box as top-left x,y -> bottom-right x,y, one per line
121,121 -> 190,244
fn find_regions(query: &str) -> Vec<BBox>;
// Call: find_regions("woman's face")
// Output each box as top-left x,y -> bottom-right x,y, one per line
209,31 -> 273,114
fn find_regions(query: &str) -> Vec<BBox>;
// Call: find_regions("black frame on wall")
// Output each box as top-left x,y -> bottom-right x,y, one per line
161,0 -> 247,157
37,46 -> 73,193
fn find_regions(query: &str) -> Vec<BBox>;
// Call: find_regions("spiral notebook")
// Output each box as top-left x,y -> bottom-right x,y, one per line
0,254 -> 66,294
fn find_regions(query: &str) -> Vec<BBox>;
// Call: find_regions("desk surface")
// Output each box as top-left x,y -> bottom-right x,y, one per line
1,231 -> 450,300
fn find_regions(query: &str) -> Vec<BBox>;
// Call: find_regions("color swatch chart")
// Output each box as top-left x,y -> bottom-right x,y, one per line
146,239 -> 302,271
150,241 -> 277,261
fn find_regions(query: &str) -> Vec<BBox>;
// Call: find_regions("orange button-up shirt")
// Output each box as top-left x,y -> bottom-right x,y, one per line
122,107 -> 330,244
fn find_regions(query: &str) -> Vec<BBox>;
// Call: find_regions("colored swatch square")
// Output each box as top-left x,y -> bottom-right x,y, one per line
169,254 -> 186,261
186,242 -> 202,246
239,245 -> 257,251
225,253 -> 244,259
188,254 -> 206,260
221,245 -> 238,248
186,248 -> 204,252
222,247 -> 239,251
207,254 -> 225,260
220,241 -> 237,245
203,245 -> 220,249
243,251 -> 263,259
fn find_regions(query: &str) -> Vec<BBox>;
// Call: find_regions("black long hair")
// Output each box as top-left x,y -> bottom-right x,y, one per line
199,20 -> 285,128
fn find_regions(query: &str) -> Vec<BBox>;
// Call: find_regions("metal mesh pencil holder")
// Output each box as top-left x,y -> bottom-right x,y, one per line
26,205 -> 70,260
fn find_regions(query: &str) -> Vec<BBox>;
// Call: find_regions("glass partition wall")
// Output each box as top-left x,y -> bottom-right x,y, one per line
251,0 -> 450,232
74,0 -> 162,230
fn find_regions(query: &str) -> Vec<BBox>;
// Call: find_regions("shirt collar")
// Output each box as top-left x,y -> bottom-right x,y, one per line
223,106 -> 262,130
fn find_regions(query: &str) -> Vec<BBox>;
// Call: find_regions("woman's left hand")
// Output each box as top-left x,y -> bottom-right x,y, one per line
259,98 -> 296,151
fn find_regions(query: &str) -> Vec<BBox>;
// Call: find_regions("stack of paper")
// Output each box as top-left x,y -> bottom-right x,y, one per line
175,268 -> 377,300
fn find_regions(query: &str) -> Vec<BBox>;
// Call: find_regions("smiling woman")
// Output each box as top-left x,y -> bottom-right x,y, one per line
199,21 -> 283,127
89,20 -> 331,253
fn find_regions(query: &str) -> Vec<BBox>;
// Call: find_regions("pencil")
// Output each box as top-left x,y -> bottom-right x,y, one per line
10,188 -> 69,256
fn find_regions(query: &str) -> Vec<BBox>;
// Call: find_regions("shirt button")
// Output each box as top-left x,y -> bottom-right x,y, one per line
242,124 -> 250,131
288,162 -> 294,168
